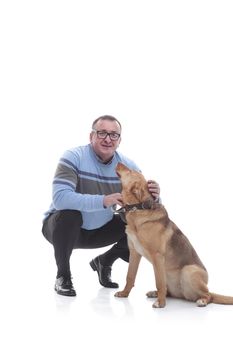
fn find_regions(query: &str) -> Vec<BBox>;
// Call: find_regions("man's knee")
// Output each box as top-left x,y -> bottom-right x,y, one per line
55,210 -> 83,228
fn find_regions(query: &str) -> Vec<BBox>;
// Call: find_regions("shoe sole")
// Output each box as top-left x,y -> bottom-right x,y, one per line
54,287 -> 76,297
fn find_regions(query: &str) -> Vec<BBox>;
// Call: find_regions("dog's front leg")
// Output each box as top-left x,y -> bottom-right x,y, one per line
115,248 -> 141,298
151,252 -> 167,308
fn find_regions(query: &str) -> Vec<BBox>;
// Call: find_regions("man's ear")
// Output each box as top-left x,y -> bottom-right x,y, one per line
89,131 -> 94,143
117,137 -> 121,147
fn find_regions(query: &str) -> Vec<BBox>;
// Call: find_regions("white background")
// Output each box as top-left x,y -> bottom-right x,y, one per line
1,1 -> 233,349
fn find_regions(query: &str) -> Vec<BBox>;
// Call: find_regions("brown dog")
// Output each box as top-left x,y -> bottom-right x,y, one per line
115,162 -> 233,308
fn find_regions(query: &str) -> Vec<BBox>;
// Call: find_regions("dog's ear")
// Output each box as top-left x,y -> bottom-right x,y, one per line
131,182 -> 143,201
131,181 -> 149,202
116,162 -> 131,177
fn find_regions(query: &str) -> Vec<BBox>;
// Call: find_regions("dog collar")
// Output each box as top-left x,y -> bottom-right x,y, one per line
111,198 -> 161,213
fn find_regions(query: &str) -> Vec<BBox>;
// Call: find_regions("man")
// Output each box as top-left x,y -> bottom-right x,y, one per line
42,115 -> 160,296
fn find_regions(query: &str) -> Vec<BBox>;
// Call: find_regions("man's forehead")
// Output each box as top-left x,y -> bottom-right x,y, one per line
95,119 -> 121,132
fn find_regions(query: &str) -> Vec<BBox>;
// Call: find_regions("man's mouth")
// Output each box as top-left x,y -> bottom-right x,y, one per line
101,143 -> 113,148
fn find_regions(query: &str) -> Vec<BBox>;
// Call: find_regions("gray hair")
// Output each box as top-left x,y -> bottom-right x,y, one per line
92,115 -> 122,131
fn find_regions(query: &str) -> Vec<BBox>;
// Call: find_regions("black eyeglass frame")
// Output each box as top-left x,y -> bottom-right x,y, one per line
92,129 -> 121,141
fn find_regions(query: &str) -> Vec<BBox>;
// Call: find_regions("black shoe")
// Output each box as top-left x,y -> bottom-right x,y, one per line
54,276 -> 76,296
90,256 -> 119,288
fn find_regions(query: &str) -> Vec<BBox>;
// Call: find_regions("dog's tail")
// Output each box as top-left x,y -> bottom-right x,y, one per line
210,292 -> 233,305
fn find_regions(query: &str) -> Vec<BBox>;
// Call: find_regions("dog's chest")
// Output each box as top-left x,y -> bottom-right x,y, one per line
126,226 -> 147,257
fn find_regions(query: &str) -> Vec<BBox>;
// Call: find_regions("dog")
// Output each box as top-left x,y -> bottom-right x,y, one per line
114,162 -> 233,308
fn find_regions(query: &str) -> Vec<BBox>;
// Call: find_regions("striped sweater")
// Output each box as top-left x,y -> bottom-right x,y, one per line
44,144 -> 140,229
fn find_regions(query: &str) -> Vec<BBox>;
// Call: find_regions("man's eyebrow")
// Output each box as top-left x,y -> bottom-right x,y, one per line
97,129 -> 120,133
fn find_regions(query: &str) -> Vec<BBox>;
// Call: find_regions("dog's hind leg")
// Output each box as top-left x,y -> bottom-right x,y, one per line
180,265 -> 211,306
146,290 -> 158,298
146,290 -> 171,298
115,248 -> 141,298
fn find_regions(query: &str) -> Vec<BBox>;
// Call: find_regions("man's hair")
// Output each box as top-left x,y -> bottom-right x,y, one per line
92,115 -> 122,131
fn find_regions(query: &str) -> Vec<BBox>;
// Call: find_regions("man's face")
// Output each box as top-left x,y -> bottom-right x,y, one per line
90,119 -> 121,162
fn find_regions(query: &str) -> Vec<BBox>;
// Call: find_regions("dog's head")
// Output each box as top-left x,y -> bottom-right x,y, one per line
116,162 -> 152,204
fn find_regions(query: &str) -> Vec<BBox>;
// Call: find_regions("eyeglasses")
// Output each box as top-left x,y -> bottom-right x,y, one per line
92,129 -> 121,141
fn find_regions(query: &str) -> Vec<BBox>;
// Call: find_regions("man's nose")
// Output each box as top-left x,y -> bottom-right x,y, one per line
104,134 -> 112,141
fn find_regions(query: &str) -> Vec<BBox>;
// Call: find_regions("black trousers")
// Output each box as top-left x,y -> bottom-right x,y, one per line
42,210 -> 129,278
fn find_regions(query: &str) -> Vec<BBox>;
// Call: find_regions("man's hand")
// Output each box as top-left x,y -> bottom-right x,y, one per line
103,193 -> 123,208
147,180 -> 160,200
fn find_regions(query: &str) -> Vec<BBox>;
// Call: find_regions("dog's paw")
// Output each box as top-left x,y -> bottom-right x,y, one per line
152,299 -> 166,308
114,291 -> 129,298
146,290 -> 158,298
196,298 -> 208,307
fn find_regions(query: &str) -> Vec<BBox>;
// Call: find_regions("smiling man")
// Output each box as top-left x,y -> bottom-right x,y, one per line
42,115 -> 160,296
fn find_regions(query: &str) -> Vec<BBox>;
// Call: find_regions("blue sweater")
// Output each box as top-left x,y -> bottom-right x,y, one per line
44,144 -> 140,229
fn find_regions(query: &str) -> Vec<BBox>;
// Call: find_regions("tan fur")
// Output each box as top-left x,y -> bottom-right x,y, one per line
114,163 -> 233,308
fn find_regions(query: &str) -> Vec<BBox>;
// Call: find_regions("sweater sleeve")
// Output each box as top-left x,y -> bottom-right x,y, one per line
52,150 -> 105,212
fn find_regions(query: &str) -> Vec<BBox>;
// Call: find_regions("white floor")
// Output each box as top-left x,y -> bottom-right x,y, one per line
2,218 -> 233,350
